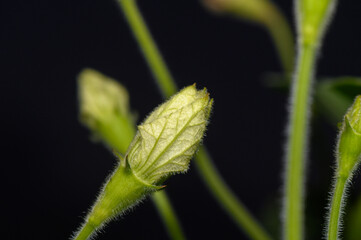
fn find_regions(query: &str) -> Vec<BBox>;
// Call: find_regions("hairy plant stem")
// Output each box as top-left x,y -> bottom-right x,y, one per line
327,176 -> 347,240
284,44 -> 316,240
116,1 -> 272,239
106,118 -> 186,238
73,165 -> 154,240
75,223 -> 94,240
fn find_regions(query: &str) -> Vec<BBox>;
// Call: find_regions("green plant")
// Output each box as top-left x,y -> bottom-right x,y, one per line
327,96 -> 361,240
283,1 -> 336,239
71,0 -> 361,239
73,82 -> 212,240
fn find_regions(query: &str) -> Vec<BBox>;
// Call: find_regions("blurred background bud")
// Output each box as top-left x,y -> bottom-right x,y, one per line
78,68 -> 136,153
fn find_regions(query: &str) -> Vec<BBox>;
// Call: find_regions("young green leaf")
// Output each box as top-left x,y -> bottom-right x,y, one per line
126,85 -> 213,185
73,84 -> 213,240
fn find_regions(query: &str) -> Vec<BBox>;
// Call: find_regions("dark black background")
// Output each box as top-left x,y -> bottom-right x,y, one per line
2,0 -> 361,239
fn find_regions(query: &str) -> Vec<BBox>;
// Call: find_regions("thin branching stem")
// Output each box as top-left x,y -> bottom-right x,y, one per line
152,191 -> 186,240
264,6 -> 295,74
117,0 -> 177,98
195,148 -> 272,240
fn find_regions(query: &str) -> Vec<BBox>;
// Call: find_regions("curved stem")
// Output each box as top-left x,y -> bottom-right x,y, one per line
327,176 -> 347,240
152,191 -> 186,240
195,147 -> 272,240
283,45 -> 316,240
264,5 -> 295,74
215,0 -> 295,74
117,0 -> 177,98
116,1 -> 272,239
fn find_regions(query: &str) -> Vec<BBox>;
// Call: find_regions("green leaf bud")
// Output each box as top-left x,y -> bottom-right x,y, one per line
126,84 -> 213,185
337,96 -> 361,178
78,69 -> 136,153
79,69 -> 130,126
72,85 -> 213,240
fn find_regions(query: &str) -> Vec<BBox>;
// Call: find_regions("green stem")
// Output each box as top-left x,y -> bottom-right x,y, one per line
117,0 -> 177,98
284,44 -> 316,240
74,223 -> 95,240
152,191 -> 186,240
327,176 -> 347,240
117,0 -> 272,239
195,147 -> 272,240
73,165 -> 153,240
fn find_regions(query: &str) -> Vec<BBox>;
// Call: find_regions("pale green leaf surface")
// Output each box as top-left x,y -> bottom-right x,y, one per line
126,85 -> 212,184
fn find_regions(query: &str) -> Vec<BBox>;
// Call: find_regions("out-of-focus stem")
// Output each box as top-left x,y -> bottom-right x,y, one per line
263,4 -> 294,74
195,147 -> 272,240
117,0 -> 177,98
152,191 -> 186,240
202,0 -> 295,74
